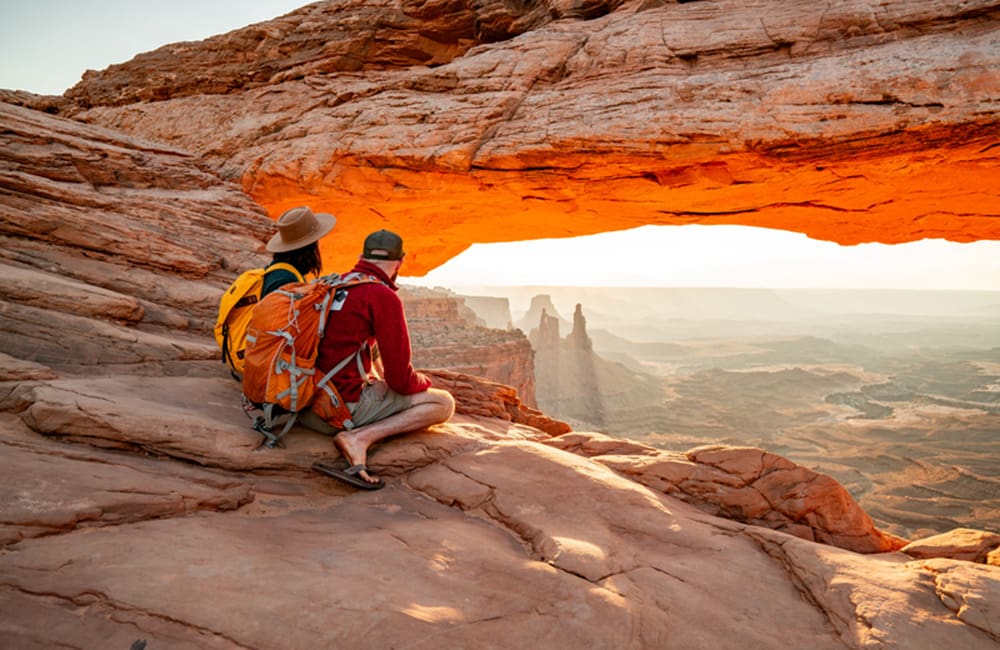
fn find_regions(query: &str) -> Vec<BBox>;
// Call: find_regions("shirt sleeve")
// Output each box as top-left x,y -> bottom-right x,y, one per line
371,286 -> 432,395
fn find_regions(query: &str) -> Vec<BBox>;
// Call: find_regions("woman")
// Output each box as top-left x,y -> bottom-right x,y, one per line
261,205 -> 336,296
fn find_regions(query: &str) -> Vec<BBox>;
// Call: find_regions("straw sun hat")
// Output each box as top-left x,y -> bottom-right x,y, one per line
266,206 -> 336,253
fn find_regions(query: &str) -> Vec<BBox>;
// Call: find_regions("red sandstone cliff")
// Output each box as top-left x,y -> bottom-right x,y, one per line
402,286 -> 537,404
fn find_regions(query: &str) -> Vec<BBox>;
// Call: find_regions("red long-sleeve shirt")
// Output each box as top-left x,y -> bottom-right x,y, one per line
315,260 -> 431,402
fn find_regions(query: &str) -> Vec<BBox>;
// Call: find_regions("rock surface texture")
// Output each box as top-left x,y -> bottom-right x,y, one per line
57,0 -> 1000,274
2,1 -> 999,647
1,101 -> 998,647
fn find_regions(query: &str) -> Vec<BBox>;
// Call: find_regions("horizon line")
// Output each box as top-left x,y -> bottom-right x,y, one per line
400,282 -> 1000,293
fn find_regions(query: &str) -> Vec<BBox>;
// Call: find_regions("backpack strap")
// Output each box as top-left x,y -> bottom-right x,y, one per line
309,274 -> 387,431
220,320 -> 240,382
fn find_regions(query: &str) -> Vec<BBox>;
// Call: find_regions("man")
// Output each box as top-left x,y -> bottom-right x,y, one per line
301,229 -> 455,489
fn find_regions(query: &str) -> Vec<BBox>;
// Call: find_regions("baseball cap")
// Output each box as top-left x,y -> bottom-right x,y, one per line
363,229 -> 405,260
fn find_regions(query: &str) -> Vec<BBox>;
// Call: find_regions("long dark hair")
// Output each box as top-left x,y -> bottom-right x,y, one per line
272,241 -> 323,277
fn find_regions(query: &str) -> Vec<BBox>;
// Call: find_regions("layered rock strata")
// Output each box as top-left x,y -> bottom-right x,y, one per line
0,102 -> 272,368
403,287 -> 537,404
48,0 -> 1000,275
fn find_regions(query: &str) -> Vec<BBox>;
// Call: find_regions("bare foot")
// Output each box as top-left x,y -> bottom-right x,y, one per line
333,431 -> 379,484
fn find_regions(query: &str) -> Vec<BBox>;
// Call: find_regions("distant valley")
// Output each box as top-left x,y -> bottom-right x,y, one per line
447,286 -> 1000,540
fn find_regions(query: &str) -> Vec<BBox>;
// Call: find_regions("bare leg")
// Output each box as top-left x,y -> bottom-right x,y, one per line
334,388 -> 454,484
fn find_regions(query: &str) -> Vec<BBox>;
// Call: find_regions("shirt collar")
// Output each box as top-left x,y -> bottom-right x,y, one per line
352,259 -> 398,290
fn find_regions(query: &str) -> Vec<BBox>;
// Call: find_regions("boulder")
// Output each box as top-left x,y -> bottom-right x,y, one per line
549,432 -> 908,553
903,528 -> 1000,564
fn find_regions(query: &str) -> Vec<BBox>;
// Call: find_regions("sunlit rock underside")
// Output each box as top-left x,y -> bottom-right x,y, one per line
60,0 -> 1000,274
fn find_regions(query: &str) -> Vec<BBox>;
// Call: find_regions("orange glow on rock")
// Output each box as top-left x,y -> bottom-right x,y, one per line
245,132 -> 999,277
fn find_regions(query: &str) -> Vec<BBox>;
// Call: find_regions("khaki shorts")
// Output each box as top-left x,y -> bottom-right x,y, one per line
347,380 -> 414,428
300,380 -> 413,434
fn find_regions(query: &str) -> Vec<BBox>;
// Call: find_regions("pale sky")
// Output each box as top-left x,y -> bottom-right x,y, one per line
403,226 -> 1000,290
2,2 -> 998,291
0,1 -> 307,94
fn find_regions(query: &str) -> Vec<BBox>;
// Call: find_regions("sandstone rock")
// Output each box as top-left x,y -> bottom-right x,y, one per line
0,353 -> 58,382
10,369 -> 559,471
63,1 -> 1000,275
417,338 -> 537,404
404,288 -> 538,404
460,294 -> 514,329
0,103 -> 271,277
6,417 -> 996,649
1,5 -> 998,646
2,358 -> 996,647
0,415 -> 251,546
1,301 -> 217,368
518,294 -> 571,334
424,368 -> 569,435
543,430 -> 662,458
922,558 -> 1000,640
550,432 -> 906,553
0,101 -> 274,366
1,263 -> 144,322
531,300 -> 667,429
903,528 -> 1000,564
748,528 -> 1000,648
0,88 -> 71,114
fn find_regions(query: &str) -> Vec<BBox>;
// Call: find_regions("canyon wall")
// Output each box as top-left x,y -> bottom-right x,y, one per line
528,300 -> 669,429
403,287 -> 536,404
0,102 -> 270,369
458,294 -> 514,330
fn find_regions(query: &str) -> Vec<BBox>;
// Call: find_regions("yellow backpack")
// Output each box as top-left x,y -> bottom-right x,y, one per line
214,262 -> 304,377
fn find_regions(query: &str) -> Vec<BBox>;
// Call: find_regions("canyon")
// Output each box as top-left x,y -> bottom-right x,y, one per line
2,0 -> 999,647
466,286 -> 1000,541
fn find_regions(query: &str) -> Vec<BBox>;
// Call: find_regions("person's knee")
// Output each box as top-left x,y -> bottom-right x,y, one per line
435,389 -> 456,420
414,388 -> 454,423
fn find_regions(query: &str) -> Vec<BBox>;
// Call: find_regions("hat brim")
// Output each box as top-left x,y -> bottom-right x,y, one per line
265,212 -> 336,252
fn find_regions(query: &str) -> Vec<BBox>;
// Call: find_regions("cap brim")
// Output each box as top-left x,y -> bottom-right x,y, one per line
265,212 -> 336,252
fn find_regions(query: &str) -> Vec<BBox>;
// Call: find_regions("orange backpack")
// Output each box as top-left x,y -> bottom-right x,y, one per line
241,273 -> 382,448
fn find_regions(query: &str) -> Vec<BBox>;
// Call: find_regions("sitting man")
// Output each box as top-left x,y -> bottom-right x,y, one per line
301,229 -> 455,489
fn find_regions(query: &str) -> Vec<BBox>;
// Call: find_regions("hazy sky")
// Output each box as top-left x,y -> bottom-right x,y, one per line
2,1 -> 998,290
0,1 -> 306,95
405,226 -> 1000,290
